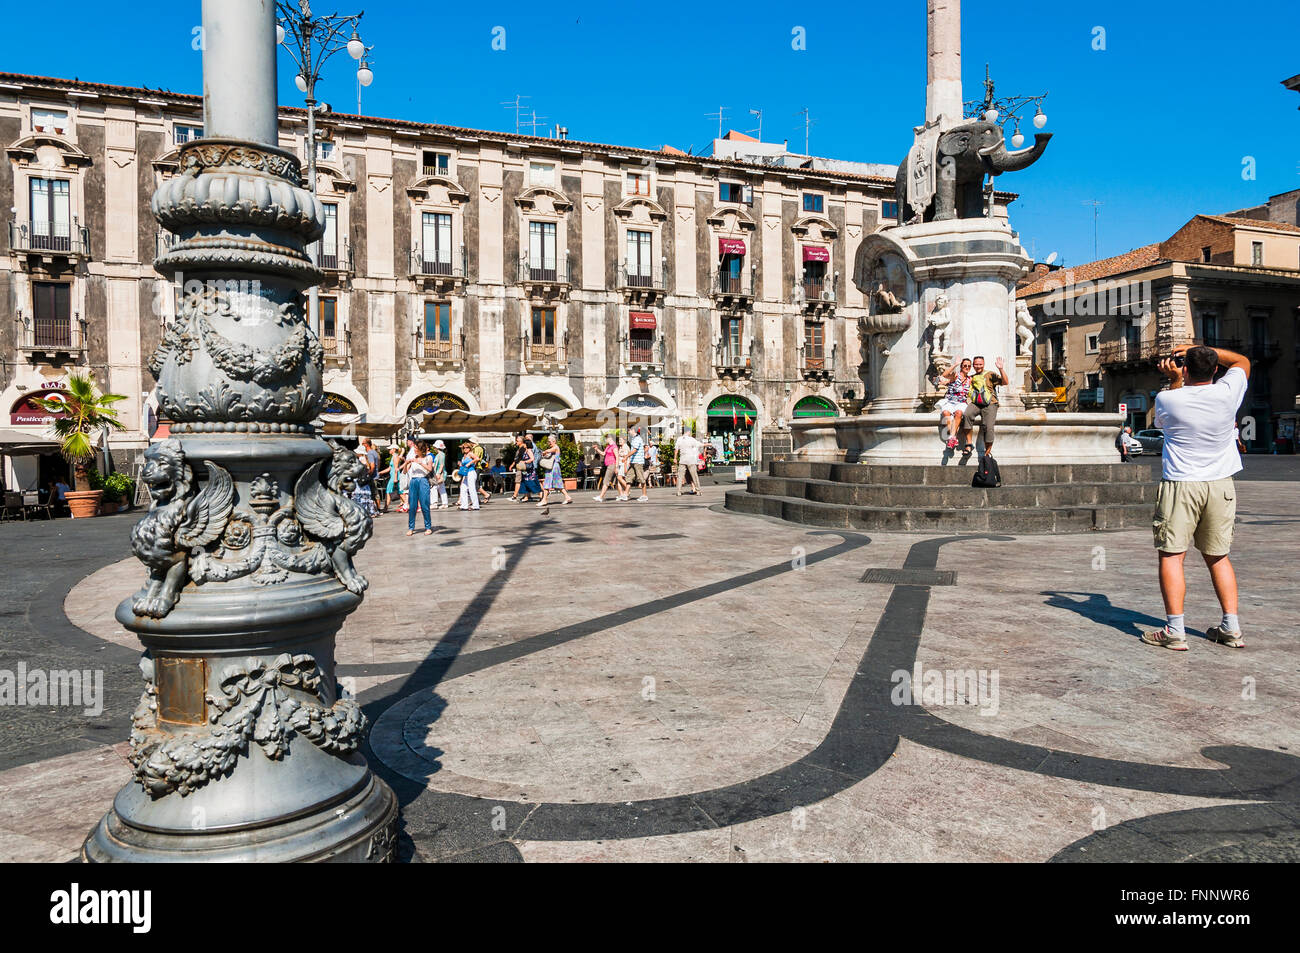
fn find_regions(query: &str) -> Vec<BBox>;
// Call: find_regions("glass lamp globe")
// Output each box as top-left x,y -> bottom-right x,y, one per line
347,32 -> 365,60
1011,131 -> 1025,148
357,62 -> 374,87
1033,107 -> 1047,128
276,24 -> 285,44
983,107 -> 999,123
294,73 -> 308,93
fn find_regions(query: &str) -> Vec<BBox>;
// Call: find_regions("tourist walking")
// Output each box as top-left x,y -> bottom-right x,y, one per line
537,434 -> 573,507
370,440 -> 390,513
593,433 -> 619,502
615,434 -> 632,501
674,428 -> 702,495
351,445 -> 378,517
384,445 -> 402,511
405,439 -> 434,536
516,435 -> 541,502
628,426 -> 651,502
457,442 -> 480,510
1141,344 -> 1251,651
963,355 -> 1009,456
935,358 -> 973,450
431,439 -> 449,509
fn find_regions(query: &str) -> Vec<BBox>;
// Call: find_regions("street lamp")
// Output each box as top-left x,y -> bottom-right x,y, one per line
965,63 -> 1048,144
276,2 -> 375,337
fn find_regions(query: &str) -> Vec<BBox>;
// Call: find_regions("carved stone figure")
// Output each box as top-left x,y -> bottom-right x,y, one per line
1016,300 -> 1035,354
928,293 -> 953,356
294,441 -> 374,595
129,439 -> 235,618
894,120 -> 1051,222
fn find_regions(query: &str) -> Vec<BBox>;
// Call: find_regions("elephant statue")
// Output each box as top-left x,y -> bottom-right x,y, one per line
894,120 -> 1051,223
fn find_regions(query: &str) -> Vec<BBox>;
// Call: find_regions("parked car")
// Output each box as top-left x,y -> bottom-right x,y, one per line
1135,429 -> 1165,453
1120,432 -> 1144,456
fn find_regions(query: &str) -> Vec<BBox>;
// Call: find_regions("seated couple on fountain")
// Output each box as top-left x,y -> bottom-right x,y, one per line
935,355 -> 1008,457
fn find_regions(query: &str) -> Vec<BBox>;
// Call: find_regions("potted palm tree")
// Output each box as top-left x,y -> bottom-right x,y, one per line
30,374 -> 127,518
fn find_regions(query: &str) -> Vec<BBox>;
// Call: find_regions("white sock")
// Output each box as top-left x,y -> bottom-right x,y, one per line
1221,613 -> 1240,633
1166,614 -> 1185,636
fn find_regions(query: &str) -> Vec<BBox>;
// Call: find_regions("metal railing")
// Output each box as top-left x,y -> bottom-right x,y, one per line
156,229 -> 180,260
802,277 -> 835,304
10,221 -> 90,257
624,336 -> 664,367
421,164 -> 449,178
714,339 -> 754,370
712,268 -> 752,298
519,256 -> 571,284
20,314 -> 86,351
1098,340 -> 1159,365
411,245 -> 467,279
321,333 -> 344,358
523,340 -> 566,365
420,339 -> 462,362
618,261 -> 663,291
317,239 -> 353,273
1246,339 -> 1281,362
799,346 -> 833,374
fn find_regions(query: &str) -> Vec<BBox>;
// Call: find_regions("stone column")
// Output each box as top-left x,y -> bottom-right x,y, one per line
84,0 -> 397,863
926,0 -> 963,128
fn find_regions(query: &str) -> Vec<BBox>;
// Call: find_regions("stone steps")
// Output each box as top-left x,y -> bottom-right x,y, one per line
767,461 -> 1155,486
724,489 -> 1153,534
747,475 -> 1158,509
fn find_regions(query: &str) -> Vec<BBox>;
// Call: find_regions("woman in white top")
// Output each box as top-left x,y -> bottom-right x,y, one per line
404,440 -> 434,536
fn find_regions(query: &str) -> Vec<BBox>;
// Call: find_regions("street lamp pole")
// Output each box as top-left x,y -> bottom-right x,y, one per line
276,2 -> 373,338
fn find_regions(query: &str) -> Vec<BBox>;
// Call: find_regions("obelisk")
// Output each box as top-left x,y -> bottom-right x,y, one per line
926,0 -> 962,128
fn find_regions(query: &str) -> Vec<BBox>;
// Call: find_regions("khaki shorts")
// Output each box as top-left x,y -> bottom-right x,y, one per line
629,463 -> 647,486
1152,477 -> 1236,556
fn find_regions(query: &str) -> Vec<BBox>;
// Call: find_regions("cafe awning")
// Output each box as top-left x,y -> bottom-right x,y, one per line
0,428 -> 61,456
416,405 -> 673,436
629,311 -> 656,330
803,245 -> 830,262
718,237 -> 746,256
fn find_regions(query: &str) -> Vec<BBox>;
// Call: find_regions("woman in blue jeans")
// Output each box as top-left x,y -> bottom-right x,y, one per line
405,440 -> 434,536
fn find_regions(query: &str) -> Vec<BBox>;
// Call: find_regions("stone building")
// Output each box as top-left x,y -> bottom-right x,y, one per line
1017,192 -> 1300,451
2,71 -> 956,488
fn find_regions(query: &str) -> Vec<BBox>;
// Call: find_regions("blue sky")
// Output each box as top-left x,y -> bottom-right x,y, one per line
8,1 -> 1299,267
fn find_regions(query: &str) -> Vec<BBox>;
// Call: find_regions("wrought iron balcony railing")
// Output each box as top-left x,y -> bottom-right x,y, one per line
20,314 -> 86,353
712,268 -> 753,299
10,221 -> 90,257
518,256 -> 571,285
523,340 -> 567,367
410,245 -> 467,280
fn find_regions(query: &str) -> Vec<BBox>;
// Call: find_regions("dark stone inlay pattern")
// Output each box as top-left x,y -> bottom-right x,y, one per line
860,567 -> 957,586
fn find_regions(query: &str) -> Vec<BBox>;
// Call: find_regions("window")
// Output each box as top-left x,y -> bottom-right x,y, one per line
1086,373 -> 1101,389
530,307 -> 557,346
719,182 -> 750,204
422,151 -> 450,176
1251,241 -> 1263,266
29,178 -> 71,250
318,297 -> 337,345
321,203 -> 339,268
316,140 -> 336,161
629,327 -> 655,363
423,302 -> 453,359
721,316 -> 744,364
529,162 -> 555,186
625,230 -> 652,285
626,171 -> 650,196
802,193 -> 824,213
31,282 -> 71,348
719,251 -> 744,293
1201,246 -> 1212,263
421,212 -> 453,274
802,259 -> 827,299
32,108 -> 68,135
174,123 -> 203,145
1198,311 -> 1220,346
804,322 -> 825,368
881,200 -> 899,220
1085,333 -> 1100,354
527,221 -> 557,279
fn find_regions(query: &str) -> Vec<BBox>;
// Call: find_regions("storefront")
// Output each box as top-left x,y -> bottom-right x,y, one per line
5,386 -> 71,491
706,394 -> 757,465
792,395 -> 838,419
408,391 -> 469,416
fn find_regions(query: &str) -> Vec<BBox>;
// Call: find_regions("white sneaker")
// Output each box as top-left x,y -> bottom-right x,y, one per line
592,495 -> 604,502
617,495 -> 628,502
637,496 -> 649,502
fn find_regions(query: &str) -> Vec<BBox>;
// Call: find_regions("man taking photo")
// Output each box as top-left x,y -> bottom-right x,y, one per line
1141,343 -> 1250,651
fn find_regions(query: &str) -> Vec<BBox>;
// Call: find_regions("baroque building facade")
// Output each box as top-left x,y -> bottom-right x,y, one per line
0,72 -> 941,485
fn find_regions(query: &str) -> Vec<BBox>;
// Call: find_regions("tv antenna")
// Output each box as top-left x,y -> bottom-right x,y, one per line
795,107 -> 817,155
748,108 -> 763,141
705,105 -> 728,139
500,94 -> 530,134
522,109 -> 549,137
1082,200 -> 1103,260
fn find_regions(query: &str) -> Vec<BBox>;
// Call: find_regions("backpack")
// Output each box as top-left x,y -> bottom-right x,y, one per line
972,454 -> 1001,489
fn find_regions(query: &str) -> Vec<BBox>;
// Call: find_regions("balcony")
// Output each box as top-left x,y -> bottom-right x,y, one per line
1098,339 -> 1160,368
416,336 -> 464,371
316,239 -> 354,280
518,256 -> 571,301
799,345 -> 835,382
522,339 -> 567,374
622,336 -> 665,376
156,229 -> 180,261
1245,340 -> 1281,363
712,268 -> 754,308
321,328 -> 348,366
421,164 -> 450,178
714,340 -> 754,380
410,245 -> 468,292
798,277 -> 836,314
9,221 -> 90,270
19,314 -> 87,365
617,262 -> 665,305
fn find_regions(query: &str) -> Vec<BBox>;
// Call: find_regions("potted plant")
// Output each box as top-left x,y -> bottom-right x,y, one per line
30,373 -> 127,519
101,471 -> 135,514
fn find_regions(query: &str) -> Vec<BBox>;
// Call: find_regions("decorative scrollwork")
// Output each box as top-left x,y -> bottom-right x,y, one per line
129,652 -> 365,798
177,140 -> 302,185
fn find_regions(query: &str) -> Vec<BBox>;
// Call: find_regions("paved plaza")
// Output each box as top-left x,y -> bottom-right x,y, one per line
1,459 -> 1298,862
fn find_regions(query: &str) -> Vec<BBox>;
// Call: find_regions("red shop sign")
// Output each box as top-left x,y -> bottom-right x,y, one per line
803,245 -> 831,262
718,237 -> 746,256
629,311 -> 657,330
9,389 -> 69,426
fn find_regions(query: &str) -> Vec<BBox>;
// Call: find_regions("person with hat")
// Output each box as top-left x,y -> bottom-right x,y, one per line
456,441 -> 480,510
430,439 -> 449,509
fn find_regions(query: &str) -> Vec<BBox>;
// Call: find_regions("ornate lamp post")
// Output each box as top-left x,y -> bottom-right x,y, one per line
276,1 -> 374,336
83,0 -> 397,862
964,63 -> 1048,149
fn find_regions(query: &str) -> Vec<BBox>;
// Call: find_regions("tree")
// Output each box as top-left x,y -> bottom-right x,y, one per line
30,374 -> 128,492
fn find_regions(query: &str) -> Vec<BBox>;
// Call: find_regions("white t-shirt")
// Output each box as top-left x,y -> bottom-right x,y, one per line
1153,366 -> 1248,482
676,435 -> 702,466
